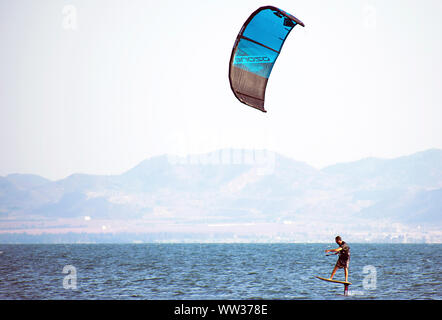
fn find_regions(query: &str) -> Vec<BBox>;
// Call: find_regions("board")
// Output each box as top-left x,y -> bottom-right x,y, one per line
315,276 -> 351,285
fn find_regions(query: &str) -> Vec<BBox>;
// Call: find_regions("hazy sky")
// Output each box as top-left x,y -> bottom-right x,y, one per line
1,0 -> 441,180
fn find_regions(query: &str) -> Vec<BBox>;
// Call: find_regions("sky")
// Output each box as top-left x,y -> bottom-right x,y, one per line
0,0 -> 441,180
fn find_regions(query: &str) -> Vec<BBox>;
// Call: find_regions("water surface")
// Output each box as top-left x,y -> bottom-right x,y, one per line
0,244 -> 440,299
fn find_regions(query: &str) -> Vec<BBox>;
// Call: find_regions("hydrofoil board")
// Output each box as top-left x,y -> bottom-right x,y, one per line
315,276 -> 351,285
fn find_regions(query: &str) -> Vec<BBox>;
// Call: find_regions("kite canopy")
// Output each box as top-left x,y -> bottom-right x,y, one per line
229,6 -> 305,112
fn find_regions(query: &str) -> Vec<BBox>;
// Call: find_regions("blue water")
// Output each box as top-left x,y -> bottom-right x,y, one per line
0,244 -> 440,300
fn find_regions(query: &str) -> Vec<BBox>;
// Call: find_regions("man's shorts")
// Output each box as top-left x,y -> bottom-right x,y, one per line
336,258 -> 350,269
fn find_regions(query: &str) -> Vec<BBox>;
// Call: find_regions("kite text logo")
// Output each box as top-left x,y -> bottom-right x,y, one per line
235,56 -> 271,64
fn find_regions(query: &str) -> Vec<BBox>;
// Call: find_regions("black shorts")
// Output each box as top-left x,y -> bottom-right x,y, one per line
336,258 -> 350,269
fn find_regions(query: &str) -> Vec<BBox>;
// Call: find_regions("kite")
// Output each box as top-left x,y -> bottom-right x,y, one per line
229,6 -> 305,112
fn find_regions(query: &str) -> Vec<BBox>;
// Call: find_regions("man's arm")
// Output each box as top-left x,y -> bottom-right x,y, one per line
325,247 -> 342,253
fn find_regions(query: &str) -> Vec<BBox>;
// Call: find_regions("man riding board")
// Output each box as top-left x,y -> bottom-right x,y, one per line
325,236 -> 350,283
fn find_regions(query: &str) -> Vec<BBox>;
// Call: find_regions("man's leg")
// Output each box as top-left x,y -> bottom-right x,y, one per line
330,265 -> 339,280
344,267 -> 348,282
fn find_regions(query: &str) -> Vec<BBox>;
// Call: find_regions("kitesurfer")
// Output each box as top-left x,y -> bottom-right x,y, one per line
325,236 -> 350,283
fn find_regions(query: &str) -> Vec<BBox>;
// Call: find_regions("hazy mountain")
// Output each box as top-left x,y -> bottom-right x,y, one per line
322,149 -> 442,189
0,149 -> 441,234
357,187 -> 442,224
5,173 -> 51,190
0,176 -> 31,214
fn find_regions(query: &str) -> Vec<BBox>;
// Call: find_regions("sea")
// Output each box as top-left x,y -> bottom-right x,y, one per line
0,243 -> 441,300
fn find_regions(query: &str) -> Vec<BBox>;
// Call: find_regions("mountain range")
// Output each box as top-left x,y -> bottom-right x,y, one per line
0,148 -> 441,242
